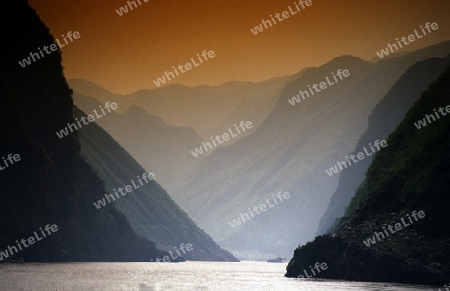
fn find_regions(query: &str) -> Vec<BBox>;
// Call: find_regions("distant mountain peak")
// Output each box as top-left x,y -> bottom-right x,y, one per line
326,55 -> 370,68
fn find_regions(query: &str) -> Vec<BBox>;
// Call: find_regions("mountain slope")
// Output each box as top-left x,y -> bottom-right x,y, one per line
285,64 -> 450,285
74,106 -> 237,261
73,93 -> 203,195
0,0 -> 157,262
317,54 -> 450,235
174,42 -> 450,259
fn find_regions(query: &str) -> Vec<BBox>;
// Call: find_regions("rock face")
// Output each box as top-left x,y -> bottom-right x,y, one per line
0,0 -> 157,261
316,55 -> 450,235
285,64 -> 450,285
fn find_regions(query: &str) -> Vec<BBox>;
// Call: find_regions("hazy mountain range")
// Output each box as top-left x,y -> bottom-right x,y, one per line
172,42 -> 450,259
70,76 -> 290,196
69,76 -> 289,141
69,40 -> 450,260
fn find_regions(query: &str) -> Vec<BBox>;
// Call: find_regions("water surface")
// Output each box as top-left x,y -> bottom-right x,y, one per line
0,261 -> 436,290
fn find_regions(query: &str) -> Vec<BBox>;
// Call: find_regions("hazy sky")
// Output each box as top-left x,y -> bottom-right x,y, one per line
29,0 -> 449,94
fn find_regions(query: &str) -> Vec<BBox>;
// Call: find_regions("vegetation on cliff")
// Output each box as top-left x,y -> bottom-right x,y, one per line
286,64 -> 450,284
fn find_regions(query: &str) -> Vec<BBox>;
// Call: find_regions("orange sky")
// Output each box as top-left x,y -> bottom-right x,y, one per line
29,0 -> 449,94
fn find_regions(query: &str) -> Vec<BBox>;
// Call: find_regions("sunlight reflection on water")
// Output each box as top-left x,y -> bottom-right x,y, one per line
0,261 -> 436,291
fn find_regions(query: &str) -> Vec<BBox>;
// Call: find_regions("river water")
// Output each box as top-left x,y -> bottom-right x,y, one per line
0,261 -> 437,290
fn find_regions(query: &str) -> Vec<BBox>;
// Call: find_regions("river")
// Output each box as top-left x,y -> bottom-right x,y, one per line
0,261 -> 437,290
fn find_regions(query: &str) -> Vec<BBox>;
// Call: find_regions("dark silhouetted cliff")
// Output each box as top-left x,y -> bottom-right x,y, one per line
0,0 -> 154,262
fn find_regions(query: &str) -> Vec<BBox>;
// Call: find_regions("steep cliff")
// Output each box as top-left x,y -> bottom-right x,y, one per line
317,55 -> 450,235
0,0 -> 158,262
286,65 -> 450,284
